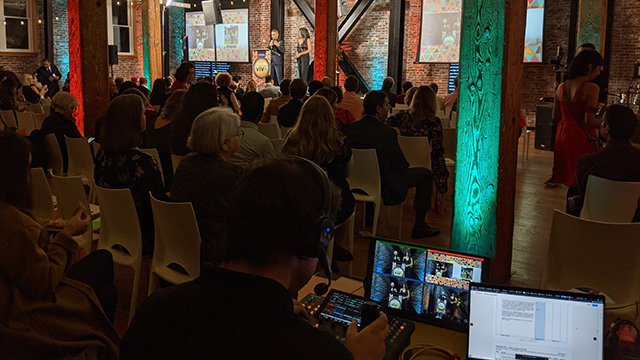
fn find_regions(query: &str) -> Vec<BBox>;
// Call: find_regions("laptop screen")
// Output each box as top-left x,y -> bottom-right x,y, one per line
468,284 -> 605,360
364,237 -> 490,332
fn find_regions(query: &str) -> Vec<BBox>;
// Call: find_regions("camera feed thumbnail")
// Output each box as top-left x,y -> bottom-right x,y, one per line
369,240 -> 484,327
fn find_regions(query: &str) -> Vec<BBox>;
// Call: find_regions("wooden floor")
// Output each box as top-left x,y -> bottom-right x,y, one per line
111,132 -> 568,336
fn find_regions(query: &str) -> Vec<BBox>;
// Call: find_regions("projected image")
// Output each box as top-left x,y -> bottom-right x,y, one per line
524,0 -> 544,63
186,13 -> 215,61
224,25 -> 239,45
418,0 -> 462,63
215,9 -> 249,62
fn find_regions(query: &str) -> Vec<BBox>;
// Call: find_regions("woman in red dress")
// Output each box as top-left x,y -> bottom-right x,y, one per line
548,50 -> 604,187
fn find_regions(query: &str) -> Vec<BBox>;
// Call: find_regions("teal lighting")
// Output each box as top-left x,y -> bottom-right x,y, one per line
577,0 -> 604,50
142,4 -> 151,81
451,0 -> 505,258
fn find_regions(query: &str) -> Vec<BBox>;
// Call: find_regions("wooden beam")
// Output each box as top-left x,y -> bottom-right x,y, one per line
338,0 -> 374,43
43,0 -> 54,60
145,0 -> 163,82
577,0 -> 608,53
293,0 -> 315,29
387,0 -> 405,93
567,0 -> 580,63
451,0 -> 526,283
314,0 -> 337,82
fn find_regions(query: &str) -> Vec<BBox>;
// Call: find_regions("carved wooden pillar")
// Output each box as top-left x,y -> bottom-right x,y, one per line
577,0 -> 608,54
143,0 -> 163,82
451,0 -> 526,283
314,0 -> 337,82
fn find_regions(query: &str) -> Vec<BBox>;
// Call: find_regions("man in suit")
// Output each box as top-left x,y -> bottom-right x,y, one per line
342,91 -> 440,238
269,29 -> 285,86
36,58 -> 62,98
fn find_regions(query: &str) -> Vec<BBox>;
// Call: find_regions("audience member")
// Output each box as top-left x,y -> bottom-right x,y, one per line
386,85 -> 449,194
35,58 -> 61,98
404,86 -> 417,107
277,78 -> 307,128
0,131 -> 119,359
246,79 -> 258,93
229,81 -> 242,103
138,77 -> 150,98
232,75 -> 244,97
163,76 -> 173,90
395,81 -> 413,105
108,78 -> 118,100
0,70 -> 21,111
131,76 -> 140,86
144,90 -> 187,189
94,94 -> 166,256
149,78 -> 169,107
569,105 -> 640,214
342,91 -> 440,238
122,87 -> 155,130
380,76 -> 396,107
259,75 -> 281,98
443,75 -> 459,112
118,80 -> 139,95
170,82 -> 218,156
22,74 -> 47,103
329,86 -> 356,124
338,75 -> 363,120
170,107 -> 244,265
321,76 -> 332,88
228,92 -> 274,166
120,157 -> 388,359
261,79 -> 291,123
115,77 -> 124,91
215,72 -> 240,112
429,82 -> 444,113
307,80 -> 323,96
171,62 -> 195,92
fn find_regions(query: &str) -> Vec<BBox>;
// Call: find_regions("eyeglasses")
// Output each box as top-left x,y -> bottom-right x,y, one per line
237,130 -> 244,140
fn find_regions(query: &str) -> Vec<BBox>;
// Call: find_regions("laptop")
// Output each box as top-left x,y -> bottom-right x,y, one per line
364,237 -> 490,332
468,283 -> 605,360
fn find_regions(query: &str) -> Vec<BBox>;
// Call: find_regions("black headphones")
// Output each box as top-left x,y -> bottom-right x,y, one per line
293,156 -> 335,296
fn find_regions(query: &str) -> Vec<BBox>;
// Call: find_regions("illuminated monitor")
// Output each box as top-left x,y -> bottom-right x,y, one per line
186,8 -> 249,63
364,237 -> 490,332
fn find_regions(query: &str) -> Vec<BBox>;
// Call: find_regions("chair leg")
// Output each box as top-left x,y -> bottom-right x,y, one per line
128,266 -> 141,324
371,201 -> 381,237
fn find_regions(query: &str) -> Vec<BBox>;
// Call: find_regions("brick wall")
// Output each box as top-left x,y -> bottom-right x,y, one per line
0,0 -> 46,81
52,0 -> 69,84
608,0 -> 640,107
111,1 -> 145,81
284,0 -> 314,81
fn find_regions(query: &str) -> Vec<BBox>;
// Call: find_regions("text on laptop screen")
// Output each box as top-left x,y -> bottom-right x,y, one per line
468,284 -> 605,360
365,238 -> 488,332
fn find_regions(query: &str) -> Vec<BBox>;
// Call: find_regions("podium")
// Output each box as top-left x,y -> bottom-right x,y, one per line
251,49 -> 271,86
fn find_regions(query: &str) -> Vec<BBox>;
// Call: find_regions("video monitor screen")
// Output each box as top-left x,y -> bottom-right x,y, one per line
365,238 -> 490,332
185,8 -> 249,63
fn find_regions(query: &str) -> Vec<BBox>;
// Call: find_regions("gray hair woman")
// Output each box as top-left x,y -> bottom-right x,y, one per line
171,106 -> 244,265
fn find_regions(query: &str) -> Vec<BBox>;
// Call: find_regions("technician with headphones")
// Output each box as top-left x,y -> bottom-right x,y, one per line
120,157 -> 389,359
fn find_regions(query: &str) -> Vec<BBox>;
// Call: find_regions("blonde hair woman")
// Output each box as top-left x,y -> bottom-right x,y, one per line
282,95 -> 354,226
22,74 -> 47,103
215,72 -> 240,112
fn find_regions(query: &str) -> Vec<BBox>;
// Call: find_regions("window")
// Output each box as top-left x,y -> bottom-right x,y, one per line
0,0 -> 34,52
107,0 -> 134,55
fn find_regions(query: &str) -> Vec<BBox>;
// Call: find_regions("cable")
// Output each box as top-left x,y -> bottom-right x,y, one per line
400,343 -> 458,360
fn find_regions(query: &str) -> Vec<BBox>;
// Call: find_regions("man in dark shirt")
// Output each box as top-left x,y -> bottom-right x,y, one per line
120,157 -> 389,359
571,104 -> 640,214
342,91 -> 440,238
277,78 -> 307,128
35,58 -> 62,98
269,29 -> 285,86
380,77 -> 396,107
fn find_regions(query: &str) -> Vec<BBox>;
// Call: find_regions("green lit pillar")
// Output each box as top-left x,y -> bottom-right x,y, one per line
142,2 -> 151,81
577,0 -> 608,53
452,0 -> 526,282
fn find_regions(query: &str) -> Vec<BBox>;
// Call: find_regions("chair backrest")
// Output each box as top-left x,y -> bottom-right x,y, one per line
150,195 -> 201,280
95,184 -> 142,259
170,154 -> 184,174
16,112 -> 35,134
41,97 -> 51,109
398,136 -> 432,170
258,123 -> 281,139
30,103 -> 43,114
347,149 -> 381,198
264,98 -> 271,110
450,111 -> 458,129
65,136 -> 95,183
270,139 -> 284,154
44,133 -> 63,175
0,110 -> 17,128
543,210 -> 640,305
33,113 -> 47,129
30,168 -> 55,221
269,115 -> 278,124
140,148 -> 164,186
50,173 -> 92,251
580,175 -> 640,222
280,126 -> 294,138
442,128 -> 457,161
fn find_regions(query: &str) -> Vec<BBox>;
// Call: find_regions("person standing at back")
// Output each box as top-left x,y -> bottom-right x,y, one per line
35,58 -> 61,98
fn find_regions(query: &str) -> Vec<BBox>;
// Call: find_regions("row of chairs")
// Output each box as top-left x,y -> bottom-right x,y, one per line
257,121 -> 294,140
1,110 -> 48,134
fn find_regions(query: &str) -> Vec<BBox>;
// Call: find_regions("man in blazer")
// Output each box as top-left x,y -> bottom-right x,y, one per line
36,58 -> 62,98
342,91 -> 440,238
269,29 -> 285,86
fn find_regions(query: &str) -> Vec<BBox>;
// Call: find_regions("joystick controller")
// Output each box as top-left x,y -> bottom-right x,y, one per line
360,301 -> 380,330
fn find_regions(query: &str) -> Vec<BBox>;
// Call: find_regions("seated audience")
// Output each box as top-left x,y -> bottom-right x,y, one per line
144,90 -> 187,189
215,72 -> 240,113
395,81 -> 413,105
94,95 -> 166,256
329,86 -> 356,124
321,76 -> 332,88
138,77 -> 150,97
404,86 -> 417,107
118,81 -> 139,96
338,75 -> 364,120
0,70 -> 21,111
149,78 -> 169,107
277,78 -> 307,128
121,87 -> 155,131
0,131 -> 119,359
228,92 -> 274,166
170,62 -> 194,92
232,75 -> 244,97
108,78 -> 118,100
380,76 -> 396,107
120,157 -> 388,359
170,82 -> 218,155
342,91 -> 440,238
170,107 -> 244,265
259,75 -> 281,98
261,79 -> 291,123
429,82 -> 445,112
569,105 -> 640,214
131,76 -> 140,86
114,77 -> 124,91
307,80 -> 323,96
229,81 -> 242,103
386,85 -> 449,194
246,79 -> 258,93
22,74 -> 47,103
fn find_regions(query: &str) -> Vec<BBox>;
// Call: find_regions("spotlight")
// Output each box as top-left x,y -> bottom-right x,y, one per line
165,0 -> 173,5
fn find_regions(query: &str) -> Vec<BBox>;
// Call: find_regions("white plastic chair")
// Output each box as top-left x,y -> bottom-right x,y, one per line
0,109 -> 17,128
450,111 -> 458,129
348,149 -> 382,237
30,103 -> 43,114
95,184 -> 143,323
41,97 -> 51,110
65,136 -> 95,186
270,139 -> 284,154
16,112 -> 35,135
148,194 -> 201,295
543,210 -> 640,319
580,175 -> 640,223
33,113 -> 47,129
140,148 -> 164,187
269,115 -> 278,124
30,168 -> 55,221
398,136 -> 432,170
171,154 -> 184,174
264,98 -> 271,110
50,173 -> 94,253
44,133 -> 64,175
258,123 -> 281,139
